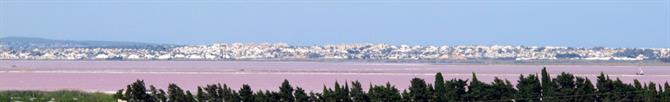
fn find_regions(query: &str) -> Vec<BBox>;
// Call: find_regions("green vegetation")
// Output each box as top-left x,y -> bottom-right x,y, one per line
2,68 -> 668,102
0,90 -> 116,102
115,68 -> 670,102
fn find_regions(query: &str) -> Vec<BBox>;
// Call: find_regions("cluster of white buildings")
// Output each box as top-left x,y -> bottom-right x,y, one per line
1,43 -> 669,61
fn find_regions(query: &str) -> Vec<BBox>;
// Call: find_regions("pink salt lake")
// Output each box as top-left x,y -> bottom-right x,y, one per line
0,61 -> 668,93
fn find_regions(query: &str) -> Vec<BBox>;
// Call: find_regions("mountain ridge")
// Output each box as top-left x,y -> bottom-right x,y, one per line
0,36 -> 178,50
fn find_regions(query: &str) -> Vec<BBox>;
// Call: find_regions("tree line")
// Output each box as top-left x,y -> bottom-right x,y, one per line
115,68 -> 670,102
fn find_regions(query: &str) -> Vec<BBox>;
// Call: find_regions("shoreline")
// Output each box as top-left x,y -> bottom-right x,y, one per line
2,59 -> 669,66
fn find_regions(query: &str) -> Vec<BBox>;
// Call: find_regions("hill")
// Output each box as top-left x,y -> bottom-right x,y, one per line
0,37 -> 177,50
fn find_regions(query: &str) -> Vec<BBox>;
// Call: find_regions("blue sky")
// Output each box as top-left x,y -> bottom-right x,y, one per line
1,0 -> 669,48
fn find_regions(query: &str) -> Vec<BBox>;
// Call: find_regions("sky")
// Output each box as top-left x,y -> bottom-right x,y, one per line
1,0 -> 669,48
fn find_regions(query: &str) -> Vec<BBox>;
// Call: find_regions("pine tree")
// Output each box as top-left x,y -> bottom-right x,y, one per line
125,85 -> 132,101
541,68 -> 558,102
149,85 -> 166,102
426,84 -> 435,102
368,83 -> 402,102
343,83 -> 352,102
554,72 -> 576,101
596,72 -> 614,101
321,85 -> 335,102
610,78 -> 635,101
157,89 -> 167,102
308,92 -> 320,102
634,80 -> 643,90
350,81 -> 369,102
231,91 -> 242,101
643,82 -> 658,102
126,80 -> 153,102
446,79 -> 467,102
516,74 -> 541,102
268,90 -> 282,101
240,84 -> 254,102
409,78 -> 430,102
167,84 -> 188,102
467,73 -> 489,101
401,90 -> 411,102
661,82 -> 670,102
221,84 -> 237,101
574,77 -> 596,102
433,72 -> 447,102
254,90 -> 270,102
185,91 -> 196,102
196,87 -> 207,102
490,77 -> 515,102
333,81 -> 352,102
201,84 -> 223,102
632,79 -> 645,101
294,87 -> 309,102
279,79 -> 295,102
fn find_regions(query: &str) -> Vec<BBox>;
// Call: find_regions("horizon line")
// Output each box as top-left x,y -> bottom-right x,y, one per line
2,36 -> 667,49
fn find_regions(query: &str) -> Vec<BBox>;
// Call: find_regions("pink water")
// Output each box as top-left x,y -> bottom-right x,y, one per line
0,61 -> 668,92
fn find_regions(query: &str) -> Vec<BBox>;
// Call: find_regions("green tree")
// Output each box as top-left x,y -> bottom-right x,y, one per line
426,84 -> 434,102
149,85 -> 166,102
268,90 -> 282,101
294,87 -> 309,102
401,90 -> 411,102
350,81 -> 369,102
409,78 -> 430,102
167,84 -> 189,102
333,81 -> 352,102
609,78 -> 635,101
220,84 -> 239,101
489,77 -> 516,102
368,83 -> 402,102
632,79 -> 645,101
185,91 -> 196,102
661,82 -> 670,102
516,74 -> 541,102
196,87 -> 207,102
554,72 -> 576,101
445,79 -> 467,102
308,92 -> 320,102
574,77 -> 596,101
201,84 -> 223,102
254,90 -> 271,102
467,73 -> 489,101
596,72 -> 614,101
643,82 -> 658,102
433,72 -> 447,102
279,79 -> 295,102
541,68 -> 558,102
125,80 -> 153,102
321,86 -> 336,102
240,84 -> 254,102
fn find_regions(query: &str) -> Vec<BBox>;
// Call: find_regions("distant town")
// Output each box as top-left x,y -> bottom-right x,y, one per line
1,37 -> 669,62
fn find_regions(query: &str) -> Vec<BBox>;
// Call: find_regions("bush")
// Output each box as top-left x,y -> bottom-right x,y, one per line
0,90 -> 116,102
